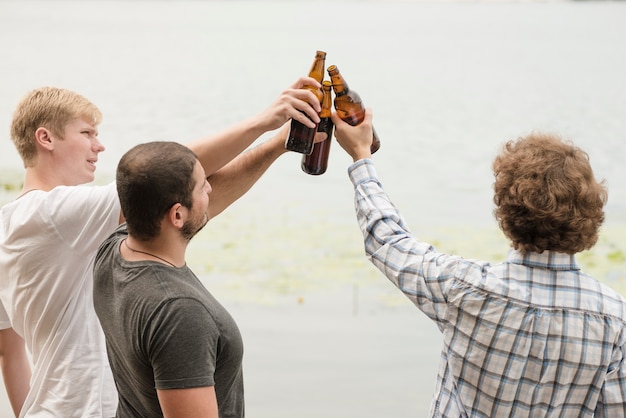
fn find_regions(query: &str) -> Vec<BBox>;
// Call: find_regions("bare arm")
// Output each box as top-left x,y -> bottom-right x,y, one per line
157,386 -> 218,418
0,328 -> 31,417
186,77 -> 322,177
206,123 -> 290,219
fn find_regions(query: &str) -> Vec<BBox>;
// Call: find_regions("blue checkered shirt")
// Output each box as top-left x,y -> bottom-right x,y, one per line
349,159 -> 626,417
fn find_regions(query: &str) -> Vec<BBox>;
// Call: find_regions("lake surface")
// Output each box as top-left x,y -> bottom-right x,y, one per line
1,1 -> 625,417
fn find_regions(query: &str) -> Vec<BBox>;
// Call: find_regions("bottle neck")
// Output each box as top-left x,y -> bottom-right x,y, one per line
309,53 -> 326,83
332,83 -> 348,97
320,84 -> 332,117
329,73 -> 349,97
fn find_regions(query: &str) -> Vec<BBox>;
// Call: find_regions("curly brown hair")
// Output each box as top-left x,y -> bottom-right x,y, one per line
492,132 -> 607,254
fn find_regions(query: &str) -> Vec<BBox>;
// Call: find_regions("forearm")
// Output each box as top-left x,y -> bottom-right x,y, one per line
186,76 -> 323,177
0,328 -> 31,417
207,127 -> 288,219
348,160 -> 446,319
350,160 -> 421,266
185,114 -> 273,177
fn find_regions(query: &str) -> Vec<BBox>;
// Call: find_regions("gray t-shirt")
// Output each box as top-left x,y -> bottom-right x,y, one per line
94,225 -> 244,417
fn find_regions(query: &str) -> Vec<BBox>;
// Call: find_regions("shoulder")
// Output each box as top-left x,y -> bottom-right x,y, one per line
152,291 -> 235,337
50,182 -> 117,205
95,224 -> 128,266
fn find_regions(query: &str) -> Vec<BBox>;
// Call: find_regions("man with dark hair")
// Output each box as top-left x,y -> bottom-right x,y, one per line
0,77 -> 322,417
94,133 -> 296,417
95,141 -> 220,417
332,108 -> 626,416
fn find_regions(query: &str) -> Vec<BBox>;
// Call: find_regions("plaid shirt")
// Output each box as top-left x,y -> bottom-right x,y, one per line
349,159 -> 626,417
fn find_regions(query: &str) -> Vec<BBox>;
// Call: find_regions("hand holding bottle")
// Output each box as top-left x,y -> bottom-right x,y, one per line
327,65 -> 380,154
185,76 -> 322,177
332,107 -> 374,163
302,80 -> 334,175
285,51 -> 327,154
256,76 -> 322,133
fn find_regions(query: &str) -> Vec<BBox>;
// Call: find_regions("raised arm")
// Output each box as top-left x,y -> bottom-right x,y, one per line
0,328 -> 31,417
186,77 -> 322,177
206,123 -> 292,219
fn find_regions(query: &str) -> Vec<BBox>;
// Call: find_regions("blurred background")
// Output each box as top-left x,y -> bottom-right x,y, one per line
1,1 -> 625,416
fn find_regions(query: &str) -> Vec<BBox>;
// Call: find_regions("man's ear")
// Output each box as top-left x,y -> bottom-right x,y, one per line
168,203 -> 186,229
35,127 -> 54,151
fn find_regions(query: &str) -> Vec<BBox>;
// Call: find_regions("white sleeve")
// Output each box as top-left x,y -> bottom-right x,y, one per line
46,182 -> 121,256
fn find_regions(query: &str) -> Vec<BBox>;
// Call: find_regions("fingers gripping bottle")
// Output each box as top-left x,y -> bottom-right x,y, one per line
301,81 -> 334,175
285,51 -> 326,155
327,65 -> 380,154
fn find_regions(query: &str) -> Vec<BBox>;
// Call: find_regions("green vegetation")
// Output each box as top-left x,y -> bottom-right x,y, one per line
187,207 -> 626,304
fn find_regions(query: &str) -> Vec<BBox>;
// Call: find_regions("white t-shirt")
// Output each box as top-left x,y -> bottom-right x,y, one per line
0,183 -> 120,417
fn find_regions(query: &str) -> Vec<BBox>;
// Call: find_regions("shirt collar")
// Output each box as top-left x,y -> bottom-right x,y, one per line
506,248 -> 580,271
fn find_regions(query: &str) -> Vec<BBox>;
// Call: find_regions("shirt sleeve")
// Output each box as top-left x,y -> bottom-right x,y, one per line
347,159 -> 467,325
46,182 -> 121,257
146,298 -> 217,390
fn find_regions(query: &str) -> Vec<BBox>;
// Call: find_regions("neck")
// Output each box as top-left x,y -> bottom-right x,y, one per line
22,167 -> 61,193
122,236 -> 186,268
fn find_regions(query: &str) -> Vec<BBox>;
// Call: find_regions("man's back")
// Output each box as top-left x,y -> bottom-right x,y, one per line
345,158 -> 626,417
0,184 -> 120,417
430,249 -> 626,416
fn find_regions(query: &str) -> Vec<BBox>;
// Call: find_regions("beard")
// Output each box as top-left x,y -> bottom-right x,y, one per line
180,212 -> 209,241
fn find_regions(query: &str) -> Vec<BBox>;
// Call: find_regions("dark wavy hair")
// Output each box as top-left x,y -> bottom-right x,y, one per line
492,132 -> 607,254
117,141 -> 198,241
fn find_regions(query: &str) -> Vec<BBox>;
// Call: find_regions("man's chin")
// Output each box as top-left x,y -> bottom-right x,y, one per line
181,218 -> 209,241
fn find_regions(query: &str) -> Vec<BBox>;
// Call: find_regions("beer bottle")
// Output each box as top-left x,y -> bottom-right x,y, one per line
302,80 -> 334,175
327,65 -> 380,154
285,50 -> 326,155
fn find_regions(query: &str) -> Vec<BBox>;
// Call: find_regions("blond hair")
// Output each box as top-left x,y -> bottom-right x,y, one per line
10,87 -> 103,167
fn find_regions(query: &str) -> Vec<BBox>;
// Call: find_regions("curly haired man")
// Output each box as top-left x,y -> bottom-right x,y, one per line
333,109 -> 626,417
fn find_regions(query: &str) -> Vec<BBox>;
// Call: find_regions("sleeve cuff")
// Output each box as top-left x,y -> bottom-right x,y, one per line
348,158 -> 378,186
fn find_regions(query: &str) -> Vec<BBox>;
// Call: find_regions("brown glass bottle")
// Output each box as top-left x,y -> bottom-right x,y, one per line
285,51 -> 326,155
302,81 -> 334,175
327,65 -> 380,154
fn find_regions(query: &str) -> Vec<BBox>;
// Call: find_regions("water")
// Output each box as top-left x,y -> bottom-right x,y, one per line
0,1 -> 625,417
